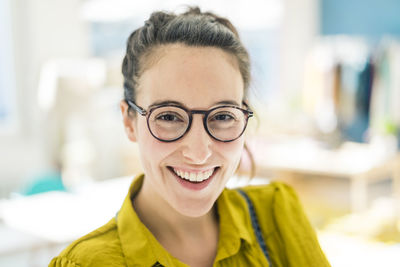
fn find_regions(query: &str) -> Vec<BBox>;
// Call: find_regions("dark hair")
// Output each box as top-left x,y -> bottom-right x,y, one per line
122,6 -> 250,103
122,6 -> 255,178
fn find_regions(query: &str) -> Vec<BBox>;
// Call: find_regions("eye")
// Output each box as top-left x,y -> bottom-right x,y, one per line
211,112 -> 236,122
156,112 -> 184,122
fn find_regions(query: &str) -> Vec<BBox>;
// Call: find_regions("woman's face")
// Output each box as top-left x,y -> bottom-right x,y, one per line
122,44 -> 245,217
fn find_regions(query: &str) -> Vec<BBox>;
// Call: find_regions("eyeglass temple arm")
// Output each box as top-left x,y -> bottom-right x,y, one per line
242,101 -> 253,117
126,100 -> 147,116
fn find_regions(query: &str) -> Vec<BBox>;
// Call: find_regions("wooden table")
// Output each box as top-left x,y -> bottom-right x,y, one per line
245,137 -> 400,213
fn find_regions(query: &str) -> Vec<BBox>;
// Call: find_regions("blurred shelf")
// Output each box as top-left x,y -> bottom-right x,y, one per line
247,136 -> 400,213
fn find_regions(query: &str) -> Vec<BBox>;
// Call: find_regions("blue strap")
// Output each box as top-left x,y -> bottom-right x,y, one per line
237,189 -> 272,266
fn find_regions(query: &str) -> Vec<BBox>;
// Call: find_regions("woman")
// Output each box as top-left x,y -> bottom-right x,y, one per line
50,7 -> 330,267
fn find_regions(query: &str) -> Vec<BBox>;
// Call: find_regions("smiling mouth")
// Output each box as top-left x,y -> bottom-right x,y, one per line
167,166 -> 218,183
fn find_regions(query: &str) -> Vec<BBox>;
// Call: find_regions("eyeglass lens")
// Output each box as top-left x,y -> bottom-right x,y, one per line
148,106 -> 247,141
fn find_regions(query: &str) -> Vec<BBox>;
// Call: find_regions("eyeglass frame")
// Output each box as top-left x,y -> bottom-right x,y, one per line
126,99 -> 253,143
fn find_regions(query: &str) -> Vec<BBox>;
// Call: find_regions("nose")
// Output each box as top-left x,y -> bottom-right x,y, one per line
181,115 -> 212,164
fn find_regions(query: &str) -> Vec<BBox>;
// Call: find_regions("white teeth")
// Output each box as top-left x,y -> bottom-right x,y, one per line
172,168 -> 215,182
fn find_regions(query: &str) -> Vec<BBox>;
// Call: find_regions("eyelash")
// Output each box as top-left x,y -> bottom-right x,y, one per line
156,113 -> 184,122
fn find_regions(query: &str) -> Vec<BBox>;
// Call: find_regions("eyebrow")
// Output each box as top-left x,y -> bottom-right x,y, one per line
148,100 -> 241,109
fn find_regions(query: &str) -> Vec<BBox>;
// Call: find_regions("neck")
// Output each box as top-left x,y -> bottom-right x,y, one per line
132,177 -> 219,243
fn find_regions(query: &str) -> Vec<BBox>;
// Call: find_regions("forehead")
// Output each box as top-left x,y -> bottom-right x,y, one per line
136,44 -> 244,108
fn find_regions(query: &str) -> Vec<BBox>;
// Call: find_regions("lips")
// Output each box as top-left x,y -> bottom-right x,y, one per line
167,166 -> 219,191
167,166 -> 218,183
178,168 -> 214,182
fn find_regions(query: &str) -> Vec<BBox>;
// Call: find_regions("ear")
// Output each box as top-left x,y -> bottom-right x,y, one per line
120,100 -> 137,142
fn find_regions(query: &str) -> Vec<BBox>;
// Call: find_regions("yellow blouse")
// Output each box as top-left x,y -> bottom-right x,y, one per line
49,175 -> 330,266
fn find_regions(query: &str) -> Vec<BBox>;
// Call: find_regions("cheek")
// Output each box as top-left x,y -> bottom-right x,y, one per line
137,125 -> 175,168
217,138 -> 245,167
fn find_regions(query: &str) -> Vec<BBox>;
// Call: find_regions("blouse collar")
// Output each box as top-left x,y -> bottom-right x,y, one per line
116,174 -> 255,266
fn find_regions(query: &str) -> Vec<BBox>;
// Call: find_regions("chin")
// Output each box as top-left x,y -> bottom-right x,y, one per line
171,197 -> 217,218
168,177 -> 228,218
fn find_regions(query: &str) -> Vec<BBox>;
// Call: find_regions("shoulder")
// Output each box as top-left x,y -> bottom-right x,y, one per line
233,182 -> 331,266
225,181 -> 299,208
244,181 -> 302,211
240,181 -> 297,198
234,181 -> 308,228
49,218 -> 125,267
222,181 -> 303,236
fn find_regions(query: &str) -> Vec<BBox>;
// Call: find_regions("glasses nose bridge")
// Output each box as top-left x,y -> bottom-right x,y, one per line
190,109 -> 208,116
189,109 -> 209,125
186,109 -> 211,137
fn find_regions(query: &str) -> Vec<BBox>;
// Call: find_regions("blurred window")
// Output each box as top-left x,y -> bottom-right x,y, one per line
0,0 -> 17,134
81,0 -> 283,104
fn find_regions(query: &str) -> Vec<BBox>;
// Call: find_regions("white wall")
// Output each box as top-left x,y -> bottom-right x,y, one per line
0,0 -> 89,195
279,0 -> 319,107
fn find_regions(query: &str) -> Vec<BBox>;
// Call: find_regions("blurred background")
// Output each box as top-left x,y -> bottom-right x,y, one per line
1,0 -> 400,266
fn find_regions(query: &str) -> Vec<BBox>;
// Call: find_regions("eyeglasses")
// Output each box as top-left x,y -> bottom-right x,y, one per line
126,100 -> 253,142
